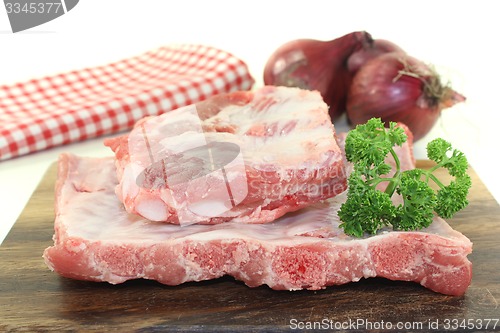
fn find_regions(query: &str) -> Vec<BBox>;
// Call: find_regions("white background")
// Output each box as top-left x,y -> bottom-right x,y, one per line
0,1 -> 499,244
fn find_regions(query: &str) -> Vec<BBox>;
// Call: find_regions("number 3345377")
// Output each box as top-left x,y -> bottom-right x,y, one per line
5,2 -> 63,14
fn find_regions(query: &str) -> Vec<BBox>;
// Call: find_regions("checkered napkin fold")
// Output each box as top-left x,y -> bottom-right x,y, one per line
0,44 -> 255,161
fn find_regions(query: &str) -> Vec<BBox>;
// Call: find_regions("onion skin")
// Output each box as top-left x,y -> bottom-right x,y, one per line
347,38 -> 405,73
263,31 -> 370,121
346,52 -> 466,141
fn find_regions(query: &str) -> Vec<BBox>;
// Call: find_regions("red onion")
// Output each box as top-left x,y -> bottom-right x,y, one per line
346,52 -> 466,141
263,31 -> 370,121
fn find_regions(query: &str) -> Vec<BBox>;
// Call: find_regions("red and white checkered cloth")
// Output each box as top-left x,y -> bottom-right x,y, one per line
0,44 -> 254,161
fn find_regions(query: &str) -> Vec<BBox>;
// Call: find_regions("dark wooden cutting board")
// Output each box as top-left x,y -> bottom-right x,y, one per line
1,161 -> 499,332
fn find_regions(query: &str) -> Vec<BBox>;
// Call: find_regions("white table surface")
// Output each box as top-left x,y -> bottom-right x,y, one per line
1,1 -> 499,245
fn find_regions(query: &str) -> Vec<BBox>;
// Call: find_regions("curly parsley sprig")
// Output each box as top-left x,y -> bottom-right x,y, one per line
338,118 -> 471,238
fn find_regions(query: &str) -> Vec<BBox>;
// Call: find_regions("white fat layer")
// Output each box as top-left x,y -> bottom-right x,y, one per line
136,198 -> 168,222
60,155 -> 472,248
205,87 -> 338,165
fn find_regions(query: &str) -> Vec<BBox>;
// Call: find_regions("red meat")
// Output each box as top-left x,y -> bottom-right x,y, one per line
43,151 -> 472,296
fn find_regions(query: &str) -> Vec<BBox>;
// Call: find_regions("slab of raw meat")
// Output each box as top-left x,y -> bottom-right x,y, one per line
43,152 -> 472,296
104,86 -> 347,225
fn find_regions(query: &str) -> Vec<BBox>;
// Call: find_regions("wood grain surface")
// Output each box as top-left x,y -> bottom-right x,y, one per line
1,160 -> 499,332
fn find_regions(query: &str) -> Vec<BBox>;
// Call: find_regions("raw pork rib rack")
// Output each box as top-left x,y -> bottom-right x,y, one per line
44,152 -> 472,296
104,86 -> 347,225
43,86 -> 472,296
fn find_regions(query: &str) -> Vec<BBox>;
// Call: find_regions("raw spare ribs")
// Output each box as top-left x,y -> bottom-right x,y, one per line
43,142 -> 472,295
104,86 -> 347,225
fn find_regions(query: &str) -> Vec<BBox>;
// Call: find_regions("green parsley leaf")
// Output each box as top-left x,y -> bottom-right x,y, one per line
339,118 -> 471,237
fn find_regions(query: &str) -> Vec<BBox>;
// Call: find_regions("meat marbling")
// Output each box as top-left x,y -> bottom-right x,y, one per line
104,86 -> 347,225
43,149 -> 472,296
